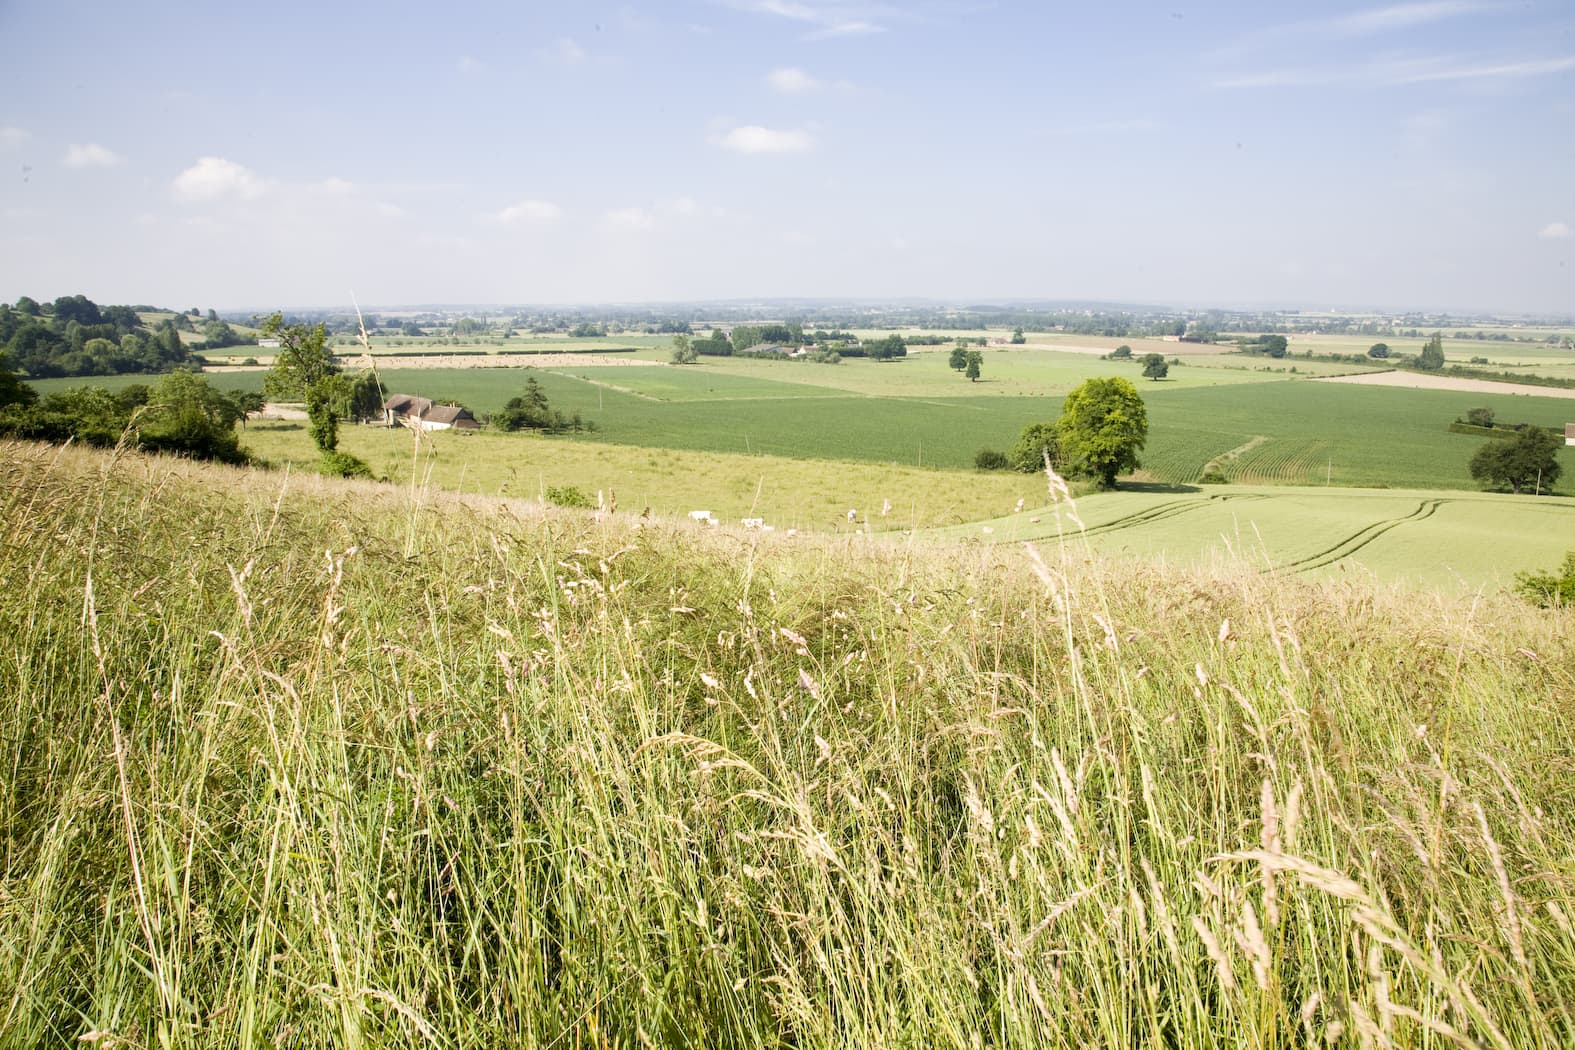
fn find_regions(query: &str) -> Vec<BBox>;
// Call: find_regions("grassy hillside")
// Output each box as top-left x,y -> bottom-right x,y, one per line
1,440 -> 1573,1047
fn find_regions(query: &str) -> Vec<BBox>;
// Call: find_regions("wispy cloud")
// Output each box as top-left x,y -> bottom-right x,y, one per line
601,206 -> 656,232
1212,2 -> 1499,61
714,125 -> 815,154
496,199 -> 563,224
1540,222 -> 1571,240
171,157 -> 266,202
553,37 -> 586,64
1324,2 -> 1496,37
725,1 -> 892,38
63,143 -> 123,168
457,55 -> 485,74
0,126 -> 29,149
768,67 -> 820,94
1214,53 -> 1575,89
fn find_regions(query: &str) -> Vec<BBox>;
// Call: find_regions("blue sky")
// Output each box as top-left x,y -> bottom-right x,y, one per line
1,1 -> 1572,313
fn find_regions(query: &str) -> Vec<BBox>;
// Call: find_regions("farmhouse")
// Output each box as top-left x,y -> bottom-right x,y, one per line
383,393 -> 481,431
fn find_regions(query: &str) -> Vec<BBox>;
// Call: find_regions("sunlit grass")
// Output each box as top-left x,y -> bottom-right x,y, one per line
1,439 -> 1573,1047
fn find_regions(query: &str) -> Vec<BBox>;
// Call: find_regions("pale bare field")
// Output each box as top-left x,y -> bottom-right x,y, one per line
1315,370 -> 1575,399
331,352 -> 664,370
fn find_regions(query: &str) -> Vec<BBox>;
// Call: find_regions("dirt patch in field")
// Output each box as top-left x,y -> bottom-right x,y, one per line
335,353 -> 663,370
257,403 -> 308,420
1314,370 -> 1575,399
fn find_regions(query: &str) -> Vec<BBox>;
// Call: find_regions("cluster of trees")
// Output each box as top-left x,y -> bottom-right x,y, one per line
0,360 -> 254,465
2,295 -> 203,378
1243,335 -> 1290,358
948,346 -> 983,380
1415,333 -> 1445,371
981,377 -> 1149,488
492,376 -> 592,433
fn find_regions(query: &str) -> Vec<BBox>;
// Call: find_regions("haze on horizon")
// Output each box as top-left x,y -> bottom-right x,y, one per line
1,0 -> 1572,315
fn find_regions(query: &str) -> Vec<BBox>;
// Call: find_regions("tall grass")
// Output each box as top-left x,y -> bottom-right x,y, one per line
1,439 -> 1572,1048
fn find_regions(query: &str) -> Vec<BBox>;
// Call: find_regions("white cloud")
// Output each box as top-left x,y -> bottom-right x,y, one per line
715,125 -> 815,154
1539,222 -> 1572,240
457,55 -> 484,74
63,143 -> 123,168
555,37 -> 586,63
171,156 -> 266,202
767,67 -> 820,94
0,126 -> 29,149
317,177 -> 356,195
496,199 -> 563,224
601,206 -> 656,232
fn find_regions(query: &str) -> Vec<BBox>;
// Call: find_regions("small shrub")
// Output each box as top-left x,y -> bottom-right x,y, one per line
1198,469 -> 1229,484
320,450 -> 373,479
1515,552 -> 1575,608
974,448 -> 1009,471
546,484 -> 594,509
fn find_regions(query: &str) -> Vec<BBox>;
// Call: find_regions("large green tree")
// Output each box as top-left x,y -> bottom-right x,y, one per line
1469,426 -> 1563,494
261,312 -> 342,452
964,351 -> 982,381
1056,376 -> 1148,488
1140,353 -> 1169,380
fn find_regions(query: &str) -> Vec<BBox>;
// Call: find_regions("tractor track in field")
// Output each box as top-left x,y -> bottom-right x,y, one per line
1269,498 -> 1451,574
1078,492 -> 1269,537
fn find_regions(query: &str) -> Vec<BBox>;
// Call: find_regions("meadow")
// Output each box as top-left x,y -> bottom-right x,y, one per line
2,440 -> 1572,1047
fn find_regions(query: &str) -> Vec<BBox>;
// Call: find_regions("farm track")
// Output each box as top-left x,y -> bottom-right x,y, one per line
1077,492 -> 1269,538
1270,499 -> 1450,574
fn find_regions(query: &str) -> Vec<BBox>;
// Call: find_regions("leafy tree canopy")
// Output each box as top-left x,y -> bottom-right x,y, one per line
1056,376 -> 1148,488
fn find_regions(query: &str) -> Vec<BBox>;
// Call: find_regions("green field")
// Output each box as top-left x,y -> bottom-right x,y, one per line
29,353 -> 1575,494
934,485 -> 1575,591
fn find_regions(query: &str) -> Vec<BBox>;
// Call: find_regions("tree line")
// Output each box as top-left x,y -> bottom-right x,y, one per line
0,295 -> 216,378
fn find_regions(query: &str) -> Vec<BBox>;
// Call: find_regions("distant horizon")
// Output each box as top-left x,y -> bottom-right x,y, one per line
13,292 -> 1568,324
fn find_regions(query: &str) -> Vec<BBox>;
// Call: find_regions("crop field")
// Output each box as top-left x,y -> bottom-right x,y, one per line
32,356 -> 1575,494
936,485 -> 1575,591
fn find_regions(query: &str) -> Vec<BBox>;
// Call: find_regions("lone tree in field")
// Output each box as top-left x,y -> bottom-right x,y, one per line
262,312 -> 342,453
1416,333 -> 1445,371
948,345 -> 969,370
670,334 -> 698,364
1368,342 -> 1390,358
1465,406 -> 1495,429
1109,345 -> 1132,360
1469,425 -> 1563,494
1056,376 -> 1148,489
1010,326 -> 1026,344
964,351 -> 982,382
1140,353 -> 1169,380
